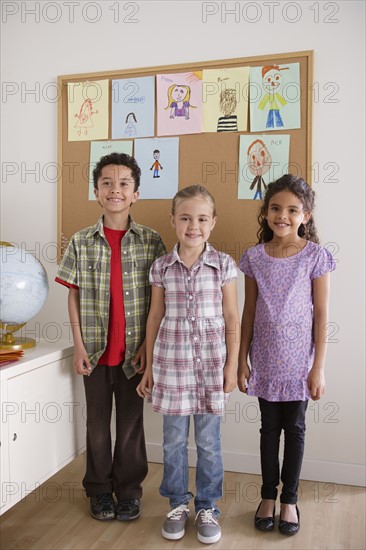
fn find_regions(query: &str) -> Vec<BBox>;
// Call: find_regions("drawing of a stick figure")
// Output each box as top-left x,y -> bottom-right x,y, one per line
74,98 -> 98,136
150,150 -> 163,178
258,65 -> 289,128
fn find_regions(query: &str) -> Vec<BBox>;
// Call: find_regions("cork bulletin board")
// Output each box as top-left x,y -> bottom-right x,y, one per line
57,50 -> 313,261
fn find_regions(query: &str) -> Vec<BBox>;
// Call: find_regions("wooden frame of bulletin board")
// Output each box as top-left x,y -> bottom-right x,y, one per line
57,50 -> 313,261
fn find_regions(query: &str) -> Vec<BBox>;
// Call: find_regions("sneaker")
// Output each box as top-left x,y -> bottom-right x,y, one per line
162,505 -> 190,540
90,493 -> 115,520
195,509 -> 221,544
115,498 -> 140,521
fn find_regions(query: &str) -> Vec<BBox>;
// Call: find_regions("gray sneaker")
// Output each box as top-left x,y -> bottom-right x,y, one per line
162,505 -> 190,540
195,509 -> 221,544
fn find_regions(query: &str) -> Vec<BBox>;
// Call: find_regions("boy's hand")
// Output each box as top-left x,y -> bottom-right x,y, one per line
73,345 -> 92,376
132,342 -> 146,374
223,363 -> 237,393
307,367 -> 325,400
238,362 -> 250,393
136,369 -> 154,398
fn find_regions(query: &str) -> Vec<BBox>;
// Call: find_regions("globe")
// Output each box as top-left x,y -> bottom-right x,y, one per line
0,242 -> 49,349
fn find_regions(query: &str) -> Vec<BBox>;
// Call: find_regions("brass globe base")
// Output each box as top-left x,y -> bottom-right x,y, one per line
0,336 -> 36,350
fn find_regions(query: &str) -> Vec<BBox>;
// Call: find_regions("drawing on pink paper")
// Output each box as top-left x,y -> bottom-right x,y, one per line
157,72 -> 202,136
165,84 -> 195,120
74,98 -> 99,136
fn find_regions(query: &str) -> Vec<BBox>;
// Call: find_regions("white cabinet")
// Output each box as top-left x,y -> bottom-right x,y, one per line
0,342 -> 85,514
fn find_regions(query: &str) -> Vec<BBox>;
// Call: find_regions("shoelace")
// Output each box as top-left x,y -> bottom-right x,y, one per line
195,509 -> 219,526
95,493 -> 113,505
167,505 -> 189,520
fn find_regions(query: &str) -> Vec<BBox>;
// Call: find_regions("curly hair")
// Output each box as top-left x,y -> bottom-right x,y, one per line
257,174 -> 319,244
93,152 -> 141,191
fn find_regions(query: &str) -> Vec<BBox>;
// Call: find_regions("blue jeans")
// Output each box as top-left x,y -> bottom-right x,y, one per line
160,414 -> 223,516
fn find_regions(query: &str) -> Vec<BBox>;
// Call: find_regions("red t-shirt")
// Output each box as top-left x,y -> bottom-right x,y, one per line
55,227 -> 127,366
98,226 -> 127,366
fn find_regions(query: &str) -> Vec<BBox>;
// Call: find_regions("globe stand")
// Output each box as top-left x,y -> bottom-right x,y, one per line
0,323 -> 36,350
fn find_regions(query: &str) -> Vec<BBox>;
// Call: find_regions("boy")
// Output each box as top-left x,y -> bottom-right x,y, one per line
56,153 -> 166,521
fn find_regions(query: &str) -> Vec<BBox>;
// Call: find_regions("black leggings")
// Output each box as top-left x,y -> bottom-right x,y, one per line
258,398 -> 308,504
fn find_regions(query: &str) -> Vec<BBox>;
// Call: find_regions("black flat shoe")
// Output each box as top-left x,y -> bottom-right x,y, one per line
254,501 -> 275,532
278,505 -> 300,536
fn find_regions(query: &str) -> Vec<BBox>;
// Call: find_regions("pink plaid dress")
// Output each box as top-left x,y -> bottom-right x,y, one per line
149,243 -> 238,416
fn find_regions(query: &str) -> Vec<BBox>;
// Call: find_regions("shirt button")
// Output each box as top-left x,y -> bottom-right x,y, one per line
127,331 -> 131,336
127,312 -> 130,316
196,358 -> 201,363
189,295 -> 193,300
194,336 -> 198,342
191,316 -> 195,321
125,291 -> 129,295
88,265 -> 92,270
187,276 -> 191,281
123,251 -> 127,254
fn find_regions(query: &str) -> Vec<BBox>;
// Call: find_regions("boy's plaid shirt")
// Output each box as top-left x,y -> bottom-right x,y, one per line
56,216 -> 166,378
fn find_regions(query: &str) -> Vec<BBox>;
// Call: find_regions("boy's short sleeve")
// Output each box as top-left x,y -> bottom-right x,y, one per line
149,257 -> 164,288
56,237 -> 78,287
311,246 -> 337,279
239,249 -> 255,279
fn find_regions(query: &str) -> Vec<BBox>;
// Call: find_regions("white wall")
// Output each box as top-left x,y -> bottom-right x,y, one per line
1,1 -> 365,486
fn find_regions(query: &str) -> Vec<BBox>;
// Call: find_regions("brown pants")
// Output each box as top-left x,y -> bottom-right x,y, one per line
82,364 -> 148,500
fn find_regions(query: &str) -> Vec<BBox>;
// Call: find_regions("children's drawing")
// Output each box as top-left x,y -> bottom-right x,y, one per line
259,65 -> 289,128
217,89 -> 238,132
238,135 -> 290,200
124,112 -> 137,137
68,80 -> 109,142
134,138 -> 179,199
202,67 -> 249,133
88,140 -> 133,200
250,63 -> 301,131
112,76 -> 155,139
167,84 -> 192,119
157,73 -> 202,136
150,150 -> 163,178
74,99 -> 98,136
247,139 -> 272,200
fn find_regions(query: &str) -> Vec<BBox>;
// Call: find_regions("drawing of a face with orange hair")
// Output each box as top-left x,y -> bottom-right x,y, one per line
247,139 -> 272,200
247,139 -> 272,177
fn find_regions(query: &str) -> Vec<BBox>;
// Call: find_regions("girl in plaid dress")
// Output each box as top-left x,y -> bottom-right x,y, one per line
137,185 -> 240,544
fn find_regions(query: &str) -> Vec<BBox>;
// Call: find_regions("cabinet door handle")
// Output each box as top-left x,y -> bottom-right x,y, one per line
12,433 -> 17,441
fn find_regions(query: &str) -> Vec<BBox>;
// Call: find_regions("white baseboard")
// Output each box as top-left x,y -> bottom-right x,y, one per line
146,443 -> 366,487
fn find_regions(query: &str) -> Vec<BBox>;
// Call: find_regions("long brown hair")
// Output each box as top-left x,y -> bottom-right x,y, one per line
257,174 -> 319,244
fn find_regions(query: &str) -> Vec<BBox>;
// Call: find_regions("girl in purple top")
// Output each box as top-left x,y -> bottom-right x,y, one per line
137,185 -> 240,544
238,174 -> 336,536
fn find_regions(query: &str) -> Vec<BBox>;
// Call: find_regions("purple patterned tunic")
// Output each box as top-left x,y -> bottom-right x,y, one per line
239,241 -> 336,402
149,243 -> 238,416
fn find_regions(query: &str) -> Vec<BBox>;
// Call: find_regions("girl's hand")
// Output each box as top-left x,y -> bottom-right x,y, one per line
223,364 -> 237,393
136,369 -> 154,398
238,363 -> 251,393
307,367 -> 325,400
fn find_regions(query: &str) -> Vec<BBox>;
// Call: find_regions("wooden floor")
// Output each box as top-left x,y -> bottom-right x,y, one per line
1,453 -> 365,550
